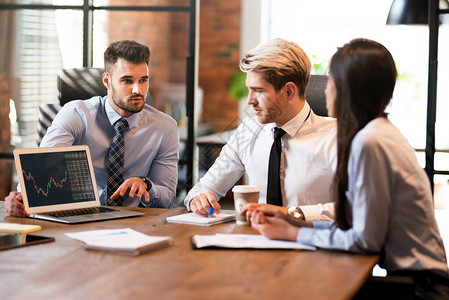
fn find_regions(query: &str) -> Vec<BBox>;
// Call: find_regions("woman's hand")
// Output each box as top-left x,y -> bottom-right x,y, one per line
250,211 -> 299,241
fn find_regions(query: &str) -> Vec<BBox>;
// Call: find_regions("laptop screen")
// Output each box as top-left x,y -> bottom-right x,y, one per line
18,149 -> 97,207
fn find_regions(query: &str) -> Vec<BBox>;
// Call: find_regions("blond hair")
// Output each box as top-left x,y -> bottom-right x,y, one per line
240,38 -> 311,98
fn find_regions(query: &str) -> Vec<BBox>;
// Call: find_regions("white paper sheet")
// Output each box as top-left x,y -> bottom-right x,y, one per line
191,233 -> 316,250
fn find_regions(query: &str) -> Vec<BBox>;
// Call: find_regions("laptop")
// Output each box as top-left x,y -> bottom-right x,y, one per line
14,145 -> 144,224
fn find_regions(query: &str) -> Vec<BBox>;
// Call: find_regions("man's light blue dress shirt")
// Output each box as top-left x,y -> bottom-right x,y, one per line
40,96 -> 179,208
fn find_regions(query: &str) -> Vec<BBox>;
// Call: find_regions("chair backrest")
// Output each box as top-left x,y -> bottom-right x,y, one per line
57,67 -> 107,106
37,103 -> 62,146
37,68 -> 107,146
306,75 -> 328,117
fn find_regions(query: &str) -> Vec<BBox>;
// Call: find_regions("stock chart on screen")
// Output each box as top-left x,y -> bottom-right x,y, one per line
20,150 -> 96,207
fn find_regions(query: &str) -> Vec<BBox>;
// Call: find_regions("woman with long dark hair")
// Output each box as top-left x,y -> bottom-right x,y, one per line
247,39 -> 449,298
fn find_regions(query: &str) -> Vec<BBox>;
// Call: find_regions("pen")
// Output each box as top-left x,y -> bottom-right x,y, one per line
208,207 -> 214,218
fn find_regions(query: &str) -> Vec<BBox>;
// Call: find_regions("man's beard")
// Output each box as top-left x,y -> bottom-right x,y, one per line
111,85 -> 146,114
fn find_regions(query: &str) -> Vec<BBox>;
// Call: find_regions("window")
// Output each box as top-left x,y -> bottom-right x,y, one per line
0,0 -> 197,204
264,0 -> 449,192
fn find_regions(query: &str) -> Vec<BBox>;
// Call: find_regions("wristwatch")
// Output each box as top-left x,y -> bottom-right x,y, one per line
139,176 -> 152,191
287,206 -> 305,222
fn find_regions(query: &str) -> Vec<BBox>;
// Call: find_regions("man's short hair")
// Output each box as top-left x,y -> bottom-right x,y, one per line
240,38 -> 311,98
104,40 -> 150,73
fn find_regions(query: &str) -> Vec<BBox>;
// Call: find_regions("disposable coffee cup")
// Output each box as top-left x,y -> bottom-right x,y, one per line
232,185 -> 260,225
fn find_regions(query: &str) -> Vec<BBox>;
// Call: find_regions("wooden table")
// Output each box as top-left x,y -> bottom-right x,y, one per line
0,206 -> 379,300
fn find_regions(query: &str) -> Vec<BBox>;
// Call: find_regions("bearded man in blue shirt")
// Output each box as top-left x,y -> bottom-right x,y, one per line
5,40 -> 179,217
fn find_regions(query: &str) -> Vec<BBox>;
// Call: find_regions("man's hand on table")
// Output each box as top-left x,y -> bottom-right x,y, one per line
4,191 -> 28,217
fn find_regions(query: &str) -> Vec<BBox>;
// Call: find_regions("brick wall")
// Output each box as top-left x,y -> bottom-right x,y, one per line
108,2 -> 179,111
108,0 -> 241,133
0,76 -> 13,199
199,0 -> 241,132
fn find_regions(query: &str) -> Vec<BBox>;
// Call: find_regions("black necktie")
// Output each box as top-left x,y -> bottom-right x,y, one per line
267,127 -> 286,206
107,118 -> 128,206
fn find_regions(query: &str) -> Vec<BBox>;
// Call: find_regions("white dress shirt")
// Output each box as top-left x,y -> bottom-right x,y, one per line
184,101 -> 337,221
297,117 -> 449,276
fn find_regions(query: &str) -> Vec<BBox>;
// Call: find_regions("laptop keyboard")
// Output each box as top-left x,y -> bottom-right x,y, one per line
41,206 -> 118,218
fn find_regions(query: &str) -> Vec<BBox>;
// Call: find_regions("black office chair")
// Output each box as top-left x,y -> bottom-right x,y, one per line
36,68 -> 107,146
57,67 -> 107,106
306,74 -> 328,117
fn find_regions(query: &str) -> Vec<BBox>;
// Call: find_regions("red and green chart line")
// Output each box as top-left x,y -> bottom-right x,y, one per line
22,170 -> 69,197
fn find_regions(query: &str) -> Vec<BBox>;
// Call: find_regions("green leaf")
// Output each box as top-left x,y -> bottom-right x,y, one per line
230,70 -> 248,100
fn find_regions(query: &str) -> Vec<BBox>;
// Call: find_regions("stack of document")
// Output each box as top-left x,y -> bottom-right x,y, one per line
66,228 -> 173,255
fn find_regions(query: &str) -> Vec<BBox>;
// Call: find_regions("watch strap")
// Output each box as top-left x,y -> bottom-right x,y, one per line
138,176 -> 152,191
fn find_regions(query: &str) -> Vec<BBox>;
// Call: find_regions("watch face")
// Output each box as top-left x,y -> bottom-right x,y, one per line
288,207 -> 297,215
288,207 -> 303,221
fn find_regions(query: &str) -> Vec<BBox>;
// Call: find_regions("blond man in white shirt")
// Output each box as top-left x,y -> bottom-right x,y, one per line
184,39 -> 337,221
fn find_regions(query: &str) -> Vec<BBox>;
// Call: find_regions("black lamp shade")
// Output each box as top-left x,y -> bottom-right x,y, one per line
387,0 -> 428,24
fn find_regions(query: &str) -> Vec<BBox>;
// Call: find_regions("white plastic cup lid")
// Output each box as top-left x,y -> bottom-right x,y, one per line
232,185 -> 260,193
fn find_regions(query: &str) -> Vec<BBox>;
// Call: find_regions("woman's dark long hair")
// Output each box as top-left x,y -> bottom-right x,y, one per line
330,39 -> 397,230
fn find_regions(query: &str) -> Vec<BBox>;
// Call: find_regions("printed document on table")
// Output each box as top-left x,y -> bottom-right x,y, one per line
191,234 -> 316,250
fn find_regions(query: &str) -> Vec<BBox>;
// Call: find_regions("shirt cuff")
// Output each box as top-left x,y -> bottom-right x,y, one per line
299,202 -> 335,222
184,184 -> 215,210
185,199 -> 193,211
184,190 -> 198,211
296,221 -> 334,244
296,227 -> 315,244
139,188 -> 155,208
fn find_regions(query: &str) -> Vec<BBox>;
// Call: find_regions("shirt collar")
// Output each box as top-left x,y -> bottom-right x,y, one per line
278,101 -> 311,138
104,96 -> 138,129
